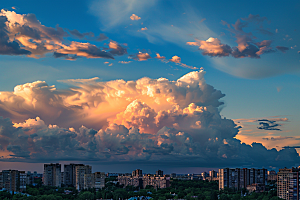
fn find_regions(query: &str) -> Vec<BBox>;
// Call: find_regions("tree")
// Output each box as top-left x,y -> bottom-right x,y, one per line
77,191 -> 94,200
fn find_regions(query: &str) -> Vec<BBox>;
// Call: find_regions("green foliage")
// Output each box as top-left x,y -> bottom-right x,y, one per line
2,179 -> 284,200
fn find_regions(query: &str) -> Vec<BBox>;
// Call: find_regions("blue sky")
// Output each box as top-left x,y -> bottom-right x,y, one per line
0,0 -> 299,173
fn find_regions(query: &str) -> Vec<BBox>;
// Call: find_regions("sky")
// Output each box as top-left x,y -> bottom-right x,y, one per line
0,0 -> 299,174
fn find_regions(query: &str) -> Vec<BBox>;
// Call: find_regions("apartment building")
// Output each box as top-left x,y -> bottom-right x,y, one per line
0,170 -> 26,192
277,167 -> 300,200
219,168 -> 267,191
43,163 -> 61,187
75,164 -> 92,190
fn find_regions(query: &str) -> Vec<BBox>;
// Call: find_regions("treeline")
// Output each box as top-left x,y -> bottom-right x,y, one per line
0,179 -> 282,200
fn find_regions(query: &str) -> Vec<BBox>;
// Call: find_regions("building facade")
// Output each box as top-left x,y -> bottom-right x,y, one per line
75,164 -> 92,190
94,172 -> 105,189
219,168 -> 267,191
43,163 -> 61,187
277,167 -> 300,200
0,170 -> 26,192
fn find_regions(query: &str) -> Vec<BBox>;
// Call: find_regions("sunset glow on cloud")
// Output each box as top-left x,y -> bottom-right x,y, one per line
0,1 -> 299,171
0,70 -> 299,168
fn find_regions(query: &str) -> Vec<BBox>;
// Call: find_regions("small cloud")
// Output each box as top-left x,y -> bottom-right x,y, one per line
118,61 -> 132,64
131,52 -> 151,61
130,14 -> 141,21
169,55 -> 181,63
199,18 -> 206,23
68,29 -> 94,39
96,33 -> 108,41
108,63 -> 113,66
104,62 -> 109,64
168,55 -> 197,69
257,119 -> 284,131
276,87 -> 282,92
275,29 -> 278,33
262,136 -> 294,141
11,7 -> 16,10
283,146 -> 300,149
141,27 -> 148,31
155,53 -> 165,59
276,46 -> 289,53
108,41 -> 127,56
187,37 -> 232,57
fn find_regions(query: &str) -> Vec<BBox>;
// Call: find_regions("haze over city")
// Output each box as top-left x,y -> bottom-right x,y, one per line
0,0 -> 299,174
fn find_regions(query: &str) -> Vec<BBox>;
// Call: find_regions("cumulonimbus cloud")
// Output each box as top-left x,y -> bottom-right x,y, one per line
0,70 -> 299,167
0,9 -> 114,60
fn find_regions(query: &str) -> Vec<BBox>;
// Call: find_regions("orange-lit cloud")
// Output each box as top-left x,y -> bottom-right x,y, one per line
130,14 -> 141,21
0,9 -> 114,60
132,52 -> 151,61
169,55 -> 181,63
0,71 -> 299,166
187,15 -> 288,59
187,38 -> 232,57
155,53 -> 165,59
169,55 -> 198,69
108,41 -> 127,55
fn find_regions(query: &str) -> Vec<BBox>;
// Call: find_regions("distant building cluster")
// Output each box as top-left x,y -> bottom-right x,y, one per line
4,162 -> 300,200
169,170 -> 218,181
219,168 -> 268,192
43,163 -> 105,190
118,169 -> 170,189
0,170 -> 42,193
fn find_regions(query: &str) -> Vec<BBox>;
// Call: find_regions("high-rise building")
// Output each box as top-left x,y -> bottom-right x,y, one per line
201,172 -> 209,179
19,171 -> 26,192
219,168 -> 267,191
75,165 -> 92,190
43,163 -> 61,187
0,172 -> 3,189
209,170 -> 218,178
156,170 -> 163,176
94,172 -> 105,189
0,170 -> 26,192
132,169 -> 142,177
63,163 -> 83,187
2,170 -> 19,192
84,173 -> 94,189
277,167 -> 300,200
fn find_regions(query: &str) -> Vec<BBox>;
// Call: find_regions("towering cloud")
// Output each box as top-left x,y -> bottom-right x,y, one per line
0,71 -> 298,167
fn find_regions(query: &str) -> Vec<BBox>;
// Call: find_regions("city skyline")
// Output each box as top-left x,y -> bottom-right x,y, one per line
0,0 -> 299,173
